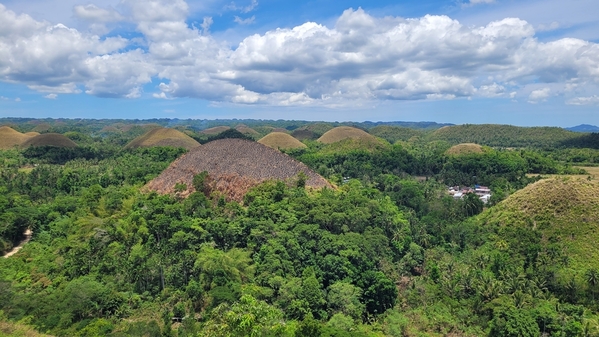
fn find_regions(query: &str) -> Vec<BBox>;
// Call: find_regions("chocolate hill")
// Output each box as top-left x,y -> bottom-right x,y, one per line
445,143 -> 484,155
146,139 -> 332,202
258,132 -> 307,150
200,126 -> 231,135
476,177 -> 599,272
0,126 -> 33,149
317,126 -> 377,144
125,128 -> 200,150
21,133 -> 78,148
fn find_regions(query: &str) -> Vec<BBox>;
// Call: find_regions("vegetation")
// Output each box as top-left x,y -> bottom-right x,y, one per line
1,118 -> 599,336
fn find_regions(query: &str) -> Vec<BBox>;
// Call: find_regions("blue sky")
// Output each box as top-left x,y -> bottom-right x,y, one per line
0,0 -> 598,126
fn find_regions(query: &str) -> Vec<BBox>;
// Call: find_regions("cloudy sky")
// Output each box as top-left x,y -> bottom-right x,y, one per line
0,0 -> 598,126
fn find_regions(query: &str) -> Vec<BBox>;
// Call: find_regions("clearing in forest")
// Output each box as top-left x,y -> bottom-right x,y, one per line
145,138 -> 331,202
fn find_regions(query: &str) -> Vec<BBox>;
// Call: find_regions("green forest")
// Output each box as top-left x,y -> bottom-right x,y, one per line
1,119 -> 599,337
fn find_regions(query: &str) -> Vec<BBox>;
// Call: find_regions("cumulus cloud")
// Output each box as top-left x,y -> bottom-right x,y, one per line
73,4 -> 124,23
44,93 -> 58,99
528,88 -> 551,103
567,95 -> 599,105
1,3 -> 599,108
234,15 -> 255,25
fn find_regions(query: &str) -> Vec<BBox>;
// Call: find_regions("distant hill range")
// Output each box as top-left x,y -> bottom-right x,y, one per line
565,124 -> 599,133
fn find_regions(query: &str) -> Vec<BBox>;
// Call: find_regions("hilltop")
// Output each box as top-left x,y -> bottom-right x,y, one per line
566,124 -> 599,133
317,126 -> 377,144
445,143 -> 484,155
0,126 -> 34,149
430,124 -> 581,148
125,128 -> 200,150
258,132 -> 307,150
20,133 -> 77,148
146,139 -> 332,202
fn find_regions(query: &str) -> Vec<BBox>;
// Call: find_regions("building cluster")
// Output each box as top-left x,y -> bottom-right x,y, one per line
448,185 -> 492,203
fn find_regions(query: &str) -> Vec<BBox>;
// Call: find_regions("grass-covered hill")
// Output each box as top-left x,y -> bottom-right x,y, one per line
430,124 -> 583,148
20,133 -> 78,148
124,128 -> 200,150
476,177 -> 599,273
146,138 -> 332,201
200,126 -> 231,135
445,143 -> 485,155
258,132 -> 307,150
317,126 -> 377,144
0,126 -> 34,149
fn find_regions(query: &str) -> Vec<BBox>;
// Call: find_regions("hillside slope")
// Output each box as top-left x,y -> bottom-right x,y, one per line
258,132 -> 307,150
20,133 -> 77,148
476,177 -> 599,272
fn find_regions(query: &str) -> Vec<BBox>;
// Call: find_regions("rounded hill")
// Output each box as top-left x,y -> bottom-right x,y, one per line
200,126 -> 231,135
125,128 -> 200,150
235,125 -> 260,137
145,139 -> 332,202
317,126 -> 376,144
476,177 -> 599,272
0,126 -> 32,149
21,133 -> 78,148
445,143 -> 484,155
258,132 -> 307,150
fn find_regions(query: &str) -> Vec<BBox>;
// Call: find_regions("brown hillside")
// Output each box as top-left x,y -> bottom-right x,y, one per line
125,128 -> 200,150
317,126 -> 376,144
0,126 -> 31,149
24,132 -> 40,137
201,126 -> 231,135
21,133 -> 78,148
31,123 -> 52,133
258,132 -> 307,150
476,177 -> 599,272
145,139 -> 332,202
235,125 -> 260,137
445,143 -> 484,155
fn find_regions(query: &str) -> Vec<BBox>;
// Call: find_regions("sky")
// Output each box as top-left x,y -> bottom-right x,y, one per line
0,0 -> 598,126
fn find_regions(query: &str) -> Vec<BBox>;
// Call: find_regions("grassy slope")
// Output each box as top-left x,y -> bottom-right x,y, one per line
20,134 -> 78,148
258,132 -> 307,150
317,126 -> 377,144
476,177 -> 599,273
445,143 -> 484,155
125,128 -> 200,150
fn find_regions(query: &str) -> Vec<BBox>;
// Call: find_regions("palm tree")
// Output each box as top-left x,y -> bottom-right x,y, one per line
585,269 -> 599,302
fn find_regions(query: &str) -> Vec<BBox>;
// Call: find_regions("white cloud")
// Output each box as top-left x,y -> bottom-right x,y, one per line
225,0 -> 258,13
15,97 -> 21,102
234,15 -> 255,25
0,4 -> 599,108
0,96 -> 8,100
73,4 -> 124,23
528,88 -> 551,103
566,95 -> 599,105
44,93 -> 57,99
463,0 -> 495,8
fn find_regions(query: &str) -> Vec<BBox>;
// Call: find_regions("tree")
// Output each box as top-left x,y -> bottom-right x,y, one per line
489,307 -> 540,337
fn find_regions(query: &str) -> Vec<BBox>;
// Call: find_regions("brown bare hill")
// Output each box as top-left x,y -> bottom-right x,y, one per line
31,123 -> 52,133
125,128 -> 200,150
146,139 -> 332,202
0,126 -> 31,149
24,132 -> 40,137
21,133 -> 78,148
445,143 -> 484,155
258,132 -> 307,150
201,126 -> 231,135
317,126 -> 376,144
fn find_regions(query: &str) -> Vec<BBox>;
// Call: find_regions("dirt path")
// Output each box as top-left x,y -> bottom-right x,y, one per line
3,229 -> 33,258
